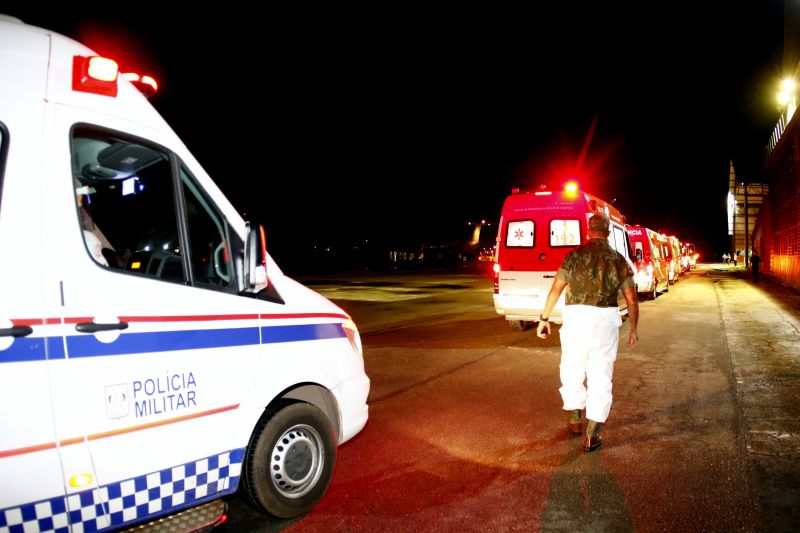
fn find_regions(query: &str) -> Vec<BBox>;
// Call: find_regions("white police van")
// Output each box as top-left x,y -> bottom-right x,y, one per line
0,15 -> 369,531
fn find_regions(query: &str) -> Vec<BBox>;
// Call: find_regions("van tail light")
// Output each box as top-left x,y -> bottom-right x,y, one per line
493,263 -> 500,293
73,56 -> 118,97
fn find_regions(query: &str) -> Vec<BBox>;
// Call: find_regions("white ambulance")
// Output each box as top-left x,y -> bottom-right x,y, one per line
0,16 -> 369,531
492,183 -> 636,330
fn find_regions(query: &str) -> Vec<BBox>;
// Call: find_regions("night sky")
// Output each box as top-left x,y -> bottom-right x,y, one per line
5,4 -> 788,268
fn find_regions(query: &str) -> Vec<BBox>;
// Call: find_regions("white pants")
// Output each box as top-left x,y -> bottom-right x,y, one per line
558,305 -> 622,423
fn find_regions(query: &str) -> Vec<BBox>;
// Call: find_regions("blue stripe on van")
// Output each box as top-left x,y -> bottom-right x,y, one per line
261,322 -> 345,344
0,322 -> 344,363
0,337 -> 66,363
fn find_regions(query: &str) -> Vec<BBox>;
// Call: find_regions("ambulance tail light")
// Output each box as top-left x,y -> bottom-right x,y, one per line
73,56 -> 119,97
493,263 -> 500,293
341,319 -> 363,357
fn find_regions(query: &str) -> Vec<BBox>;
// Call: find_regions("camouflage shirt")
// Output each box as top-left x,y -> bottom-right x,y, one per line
555,238 -> 635,307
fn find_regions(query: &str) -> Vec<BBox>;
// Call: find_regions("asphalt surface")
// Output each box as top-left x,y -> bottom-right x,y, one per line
224,263 -> 800,532
710,263 -> 800,531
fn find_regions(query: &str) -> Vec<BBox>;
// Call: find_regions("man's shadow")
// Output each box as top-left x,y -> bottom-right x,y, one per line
540,438 -> 634,532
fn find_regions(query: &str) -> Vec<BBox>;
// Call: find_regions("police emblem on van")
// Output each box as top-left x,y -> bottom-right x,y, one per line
105,383 -> 130,419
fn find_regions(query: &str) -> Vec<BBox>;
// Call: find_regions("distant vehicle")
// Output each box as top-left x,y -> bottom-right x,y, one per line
627,226 -> 671,300
0,16 -> 369,532
666,235 -> 684,282
492,182 -> 636,330
683,242 -> 698,269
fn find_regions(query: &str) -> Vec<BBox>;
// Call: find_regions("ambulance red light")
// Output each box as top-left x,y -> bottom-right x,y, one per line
73,56 -> 118,97
535,191 -> 552,196
564,181 -> 579,193
122,72 -> 159,97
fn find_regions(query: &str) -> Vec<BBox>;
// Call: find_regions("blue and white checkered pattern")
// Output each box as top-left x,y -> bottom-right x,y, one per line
0,448 -> 244,533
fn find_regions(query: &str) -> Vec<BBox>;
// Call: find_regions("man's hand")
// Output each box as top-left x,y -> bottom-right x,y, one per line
536,320 -> 551,339
622,286 -> 638,348
628,329 -> 638,347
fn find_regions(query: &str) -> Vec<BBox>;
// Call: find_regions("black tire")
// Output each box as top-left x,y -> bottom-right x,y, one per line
649,281 -> 657,300
241,401 -> 337,518
509,319 -> 525,332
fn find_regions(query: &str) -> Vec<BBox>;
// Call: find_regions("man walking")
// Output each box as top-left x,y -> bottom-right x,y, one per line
751,250 -> 761,283
536,214 -> 639,452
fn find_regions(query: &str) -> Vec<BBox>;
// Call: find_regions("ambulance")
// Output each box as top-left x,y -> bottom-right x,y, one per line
683,241 -> 698,269
492,183 -> 636,330
0,16 -> 369,531
626,226 -> 670,300
666,235 -> 683,282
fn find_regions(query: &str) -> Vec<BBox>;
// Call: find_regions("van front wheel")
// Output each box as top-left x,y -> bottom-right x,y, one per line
241,401 -> 337,518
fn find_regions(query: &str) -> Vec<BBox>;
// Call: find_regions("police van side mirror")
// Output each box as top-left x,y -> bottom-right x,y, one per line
244,222 -> 268,292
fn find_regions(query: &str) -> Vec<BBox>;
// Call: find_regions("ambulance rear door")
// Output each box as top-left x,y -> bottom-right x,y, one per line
607,222 -> 634,313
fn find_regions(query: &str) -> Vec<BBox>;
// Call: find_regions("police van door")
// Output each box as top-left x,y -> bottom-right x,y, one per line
0,116 -> 74,529
44,112 -> 269,528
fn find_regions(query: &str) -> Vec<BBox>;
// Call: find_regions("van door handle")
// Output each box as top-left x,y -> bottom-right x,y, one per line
543,275 -> 556,278
0,326 -> 34,337
75,322 -> 129,333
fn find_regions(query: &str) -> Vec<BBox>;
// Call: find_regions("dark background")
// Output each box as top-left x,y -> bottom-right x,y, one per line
4,3 -> 788,272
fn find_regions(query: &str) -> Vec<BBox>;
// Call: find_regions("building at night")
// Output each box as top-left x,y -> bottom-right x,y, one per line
728,161 -> 768,265
751,0 -> 800,286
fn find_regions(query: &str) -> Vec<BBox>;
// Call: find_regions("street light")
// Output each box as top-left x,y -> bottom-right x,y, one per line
778,77 -> 797,122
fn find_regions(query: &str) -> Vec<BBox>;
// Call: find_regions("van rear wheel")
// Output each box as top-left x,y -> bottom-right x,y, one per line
241,401 -> 337,518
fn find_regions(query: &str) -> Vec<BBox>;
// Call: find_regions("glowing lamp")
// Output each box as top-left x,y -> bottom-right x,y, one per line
73,56 -> 119,97
122,72 -> 159,97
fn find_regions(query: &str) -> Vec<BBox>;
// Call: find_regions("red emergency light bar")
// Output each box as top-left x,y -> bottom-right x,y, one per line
73,56 -> 118,97
121,72 -> 159,97
73,55 -> 159,98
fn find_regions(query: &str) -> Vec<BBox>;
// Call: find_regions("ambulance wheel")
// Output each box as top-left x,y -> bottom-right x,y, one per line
649,283 -> 657,300
241,401 -> 337,518
508,319 -> 527,331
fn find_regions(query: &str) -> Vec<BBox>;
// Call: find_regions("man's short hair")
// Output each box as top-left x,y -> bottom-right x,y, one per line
588,214 -> 610,235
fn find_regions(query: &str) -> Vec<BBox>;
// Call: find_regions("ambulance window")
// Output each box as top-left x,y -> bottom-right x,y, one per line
180,168 -> 232,289
611,226 -> 627,256
550,219 -> 580,247
506,220 -> 534,247
71,127 -> 186,284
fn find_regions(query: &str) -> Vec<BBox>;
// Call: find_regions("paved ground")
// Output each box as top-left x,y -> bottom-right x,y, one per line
709,262 -> 800,530
226,263 -> 800,531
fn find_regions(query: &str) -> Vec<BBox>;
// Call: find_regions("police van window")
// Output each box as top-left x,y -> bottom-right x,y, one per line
506,220 -> 534,247
71,127 -> 186,283
550,219 -> 580,247
180,168 -> 232,288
